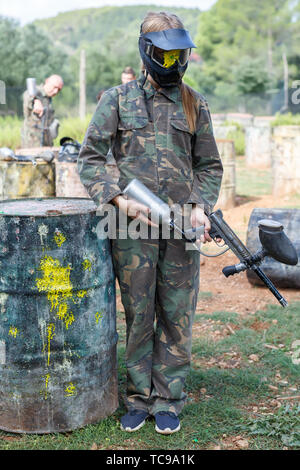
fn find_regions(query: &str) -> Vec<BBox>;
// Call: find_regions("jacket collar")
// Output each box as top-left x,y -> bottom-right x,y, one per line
137,73 -> 180,103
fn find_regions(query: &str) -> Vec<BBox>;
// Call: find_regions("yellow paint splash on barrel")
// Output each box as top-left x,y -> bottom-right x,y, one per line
77,290 -> 88,298
36,255 -> 75,329
46,324 -> 55,366
82,259 -> 92,272
8,326 -> 18,338
65,382 -> 77,397
43,373 -> 51,400
95,311 -> 103,325
54,230 -> 66,247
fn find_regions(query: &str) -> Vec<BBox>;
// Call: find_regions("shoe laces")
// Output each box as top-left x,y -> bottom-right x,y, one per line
129,409 -> 145,416
157,411 -> 176,418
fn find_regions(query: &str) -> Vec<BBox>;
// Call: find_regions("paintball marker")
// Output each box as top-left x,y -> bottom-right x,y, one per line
124,179 -> 298,308
26,78 -> 48,146
0,147 -> 55,165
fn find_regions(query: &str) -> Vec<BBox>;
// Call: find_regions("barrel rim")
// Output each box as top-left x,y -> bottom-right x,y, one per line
0,197 -> 97,217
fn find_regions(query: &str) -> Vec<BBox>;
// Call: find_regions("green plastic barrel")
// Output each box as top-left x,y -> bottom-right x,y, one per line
0,198 -> 118,433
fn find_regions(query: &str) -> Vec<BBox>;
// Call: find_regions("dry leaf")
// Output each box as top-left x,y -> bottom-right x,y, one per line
268,384 -> 279,391
249,354 -> 259,362
236,439 -> 249,449
90,442 -> 98,450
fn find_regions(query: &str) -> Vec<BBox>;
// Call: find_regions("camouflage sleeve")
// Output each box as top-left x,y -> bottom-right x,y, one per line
77,89 -> 122,209
188,99 -> 223,214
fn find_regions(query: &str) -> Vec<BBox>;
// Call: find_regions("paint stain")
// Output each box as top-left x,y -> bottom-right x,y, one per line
77,290 -> 88,299
38,224 -> 49,246
46,323 -> 55,367
95,311 -> 103,325
0,293 -> 9,314
8,326 -> 18,338
82,259 -> 92,272
65,382 -> 77,397
35,255 -> 75,329
43,374 -> 50,400
54,229 -> 66,247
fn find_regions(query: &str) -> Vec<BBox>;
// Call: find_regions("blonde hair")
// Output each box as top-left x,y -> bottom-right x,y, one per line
141,11 -> 197,133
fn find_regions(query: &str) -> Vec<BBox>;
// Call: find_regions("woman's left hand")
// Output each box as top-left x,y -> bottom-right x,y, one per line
190,206 -> 212,244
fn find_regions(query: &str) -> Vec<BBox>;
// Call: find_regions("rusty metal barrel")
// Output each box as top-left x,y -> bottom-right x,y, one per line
245,117 -> 273,169
0,198 -> 118,433
246,208 -> 300,288
0,161 -> 55,200
271,125 -> 300,196
216,139 -> 236,209
55,162 -> 90,198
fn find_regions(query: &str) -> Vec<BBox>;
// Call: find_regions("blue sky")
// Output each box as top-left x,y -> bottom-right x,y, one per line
0,0 -> 217,25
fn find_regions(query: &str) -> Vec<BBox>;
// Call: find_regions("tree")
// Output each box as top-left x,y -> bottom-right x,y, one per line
195,0 -> 295,97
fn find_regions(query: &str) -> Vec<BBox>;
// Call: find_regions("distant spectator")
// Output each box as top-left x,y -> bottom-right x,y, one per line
22,74 -> 63,147
121,66 -> 136,84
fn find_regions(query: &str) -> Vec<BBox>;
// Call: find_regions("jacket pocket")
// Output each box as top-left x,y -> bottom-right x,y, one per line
169,119 -> 193,158
170,119 -> 192,135
118,115 -> 148,130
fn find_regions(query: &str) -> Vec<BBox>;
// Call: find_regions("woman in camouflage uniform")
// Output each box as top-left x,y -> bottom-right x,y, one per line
78,11 -> 223,434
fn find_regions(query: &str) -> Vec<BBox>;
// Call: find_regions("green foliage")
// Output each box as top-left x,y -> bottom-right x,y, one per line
53,115 -> 92,146
234,57 -> 269,95
195,0 -> 296,99
0,17 -> 69,87
226,126 -> 245,156
34,6 -> 200,52
271,112 -> 300,126
0,115 -> 22,150
239,404 -> 300,448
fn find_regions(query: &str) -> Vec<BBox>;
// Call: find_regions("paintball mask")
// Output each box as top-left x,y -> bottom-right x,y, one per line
58,137 -> 81,162
139,28 -> 196,87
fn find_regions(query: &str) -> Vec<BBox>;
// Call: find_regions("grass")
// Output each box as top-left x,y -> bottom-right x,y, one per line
0,116 -> 22,150
0,115 -> 92,151
235,156 -> 272,197
239,404 -> 300,448
271,112 -> 300,127
1,301 -> 299,450
224,121 -> 246,156
53,114 -> 92,146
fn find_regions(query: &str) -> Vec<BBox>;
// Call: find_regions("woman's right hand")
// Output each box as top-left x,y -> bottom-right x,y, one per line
112,195 -> 158,227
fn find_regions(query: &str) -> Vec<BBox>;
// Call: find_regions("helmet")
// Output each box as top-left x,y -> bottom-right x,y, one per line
58,137 -> 81,162
139,28 -> 196,87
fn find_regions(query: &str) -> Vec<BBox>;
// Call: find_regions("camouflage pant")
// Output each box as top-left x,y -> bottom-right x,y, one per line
21,122 -> 53,148
111,231 -> 200,416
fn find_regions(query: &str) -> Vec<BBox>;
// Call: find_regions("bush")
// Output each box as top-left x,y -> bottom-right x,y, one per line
0,116 -> 22,150
271,112 -> 300,127
222,120 -> 245,156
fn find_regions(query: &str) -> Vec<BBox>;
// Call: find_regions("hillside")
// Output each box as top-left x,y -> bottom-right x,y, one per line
34,5 -> 201,53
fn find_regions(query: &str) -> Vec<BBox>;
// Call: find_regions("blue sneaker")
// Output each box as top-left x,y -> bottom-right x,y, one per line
120,409 -> 149,432
154,411 -> 180,434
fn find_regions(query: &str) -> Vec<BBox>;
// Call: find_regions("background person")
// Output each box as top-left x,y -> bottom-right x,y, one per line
121,66 -> 136,84
22,74 -> 63,147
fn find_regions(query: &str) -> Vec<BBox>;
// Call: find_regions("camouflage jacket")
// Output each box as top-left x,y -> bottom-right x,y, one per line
22,84 -> 55,147
78,74 -> 223,213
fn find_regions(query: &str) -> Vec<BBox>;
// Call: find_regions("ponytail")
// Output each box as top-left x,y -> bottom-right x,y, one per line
181,83 -> 197,134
